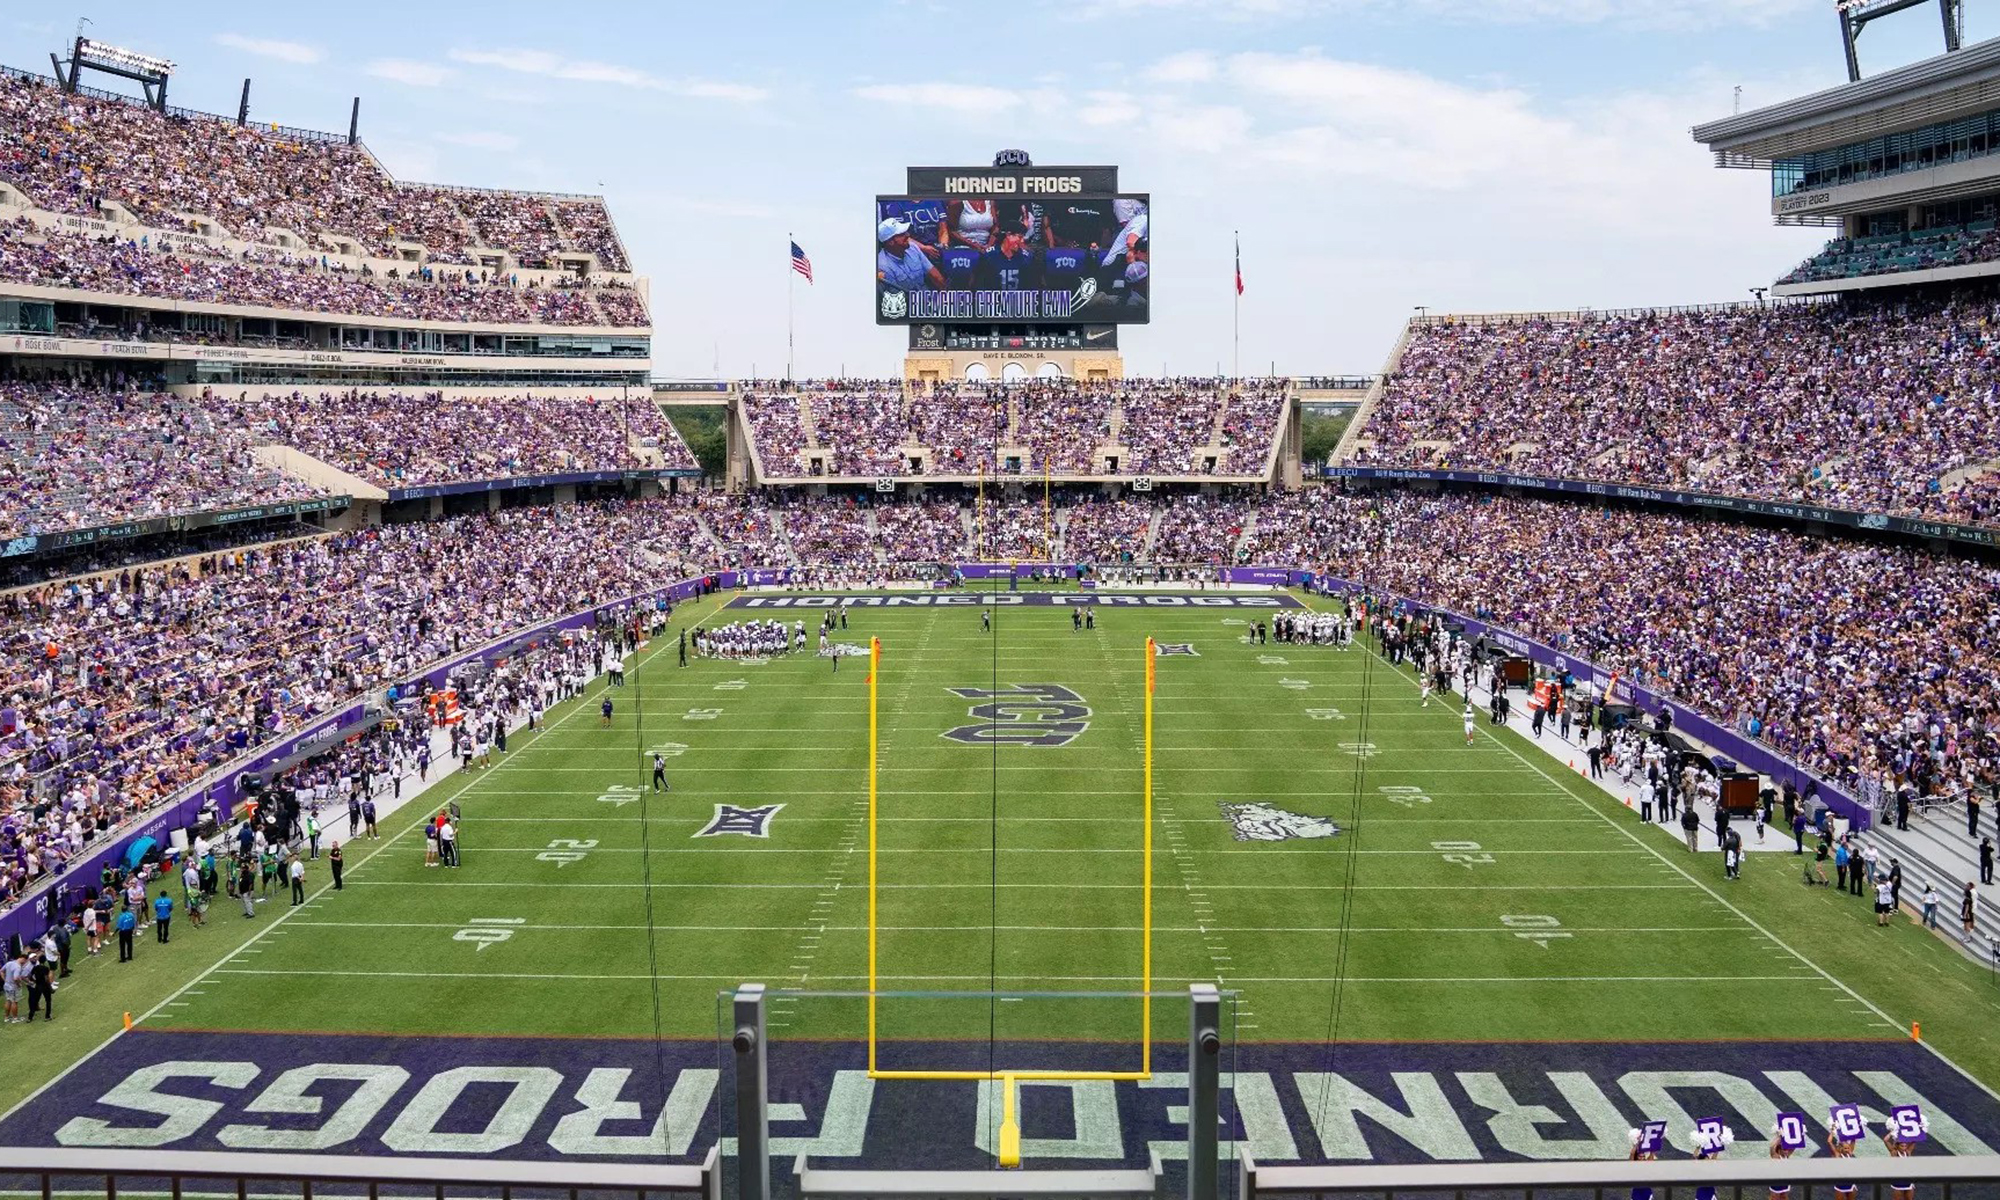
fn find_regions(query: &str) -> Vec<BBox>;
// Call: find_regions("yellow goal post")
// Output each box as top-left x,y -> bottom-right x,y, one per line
863,635 -> 1160,1165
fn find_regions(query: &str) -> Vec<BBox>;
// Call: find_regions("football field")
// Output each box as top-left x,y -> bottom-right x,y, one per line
6,585 -> 2000,1174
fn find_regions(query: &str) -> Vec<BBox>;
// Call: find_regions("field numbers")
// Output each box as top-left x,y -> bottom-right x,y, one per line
1257,655 -> 1290,665
597,784 -> 643,808
649,743 -> 689,758
684,707 -> 724,721
1433,840 -> 1495,868
713,680 -> 748,691
1378,785 -> 1431,806
1305,707 -> 1346,721
1339,742 -> 1378,759
537,838 -> 598,867
1500,914 -> 1572,949
1221,618 -> 1247,626
452,917 -> 524,951
1278,678 -> 1312,690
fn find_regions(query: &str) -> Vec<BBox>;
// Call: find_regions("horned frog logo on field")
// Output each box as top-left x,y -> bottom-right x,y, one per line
1219,802 -> 1341,842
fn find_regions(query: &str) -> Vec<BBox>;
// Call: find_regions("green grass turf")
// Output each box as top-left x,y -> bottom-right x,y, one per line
9,585 -> 2000,1113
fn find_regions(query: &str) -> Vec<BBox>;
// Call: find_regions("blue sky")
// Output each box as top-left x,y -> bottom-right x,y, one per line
6,2 -> 1992,377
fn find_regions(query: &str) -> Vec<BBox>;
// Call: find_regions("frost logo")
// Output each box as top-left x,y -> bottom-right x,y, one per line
1219,802 -> 1341,842
942,684 -> 1090,747
694,803 -> 784,838
881,291 -> 908,319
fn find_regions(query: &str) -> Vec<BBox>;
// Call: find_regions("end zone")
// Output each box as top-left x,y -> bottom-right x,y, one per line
6,1031 -> 1997,1174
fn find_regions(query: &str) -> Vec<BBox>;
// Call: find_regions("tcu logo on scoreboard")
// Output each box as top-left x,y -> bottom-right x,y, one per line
993,148 -> 1033,167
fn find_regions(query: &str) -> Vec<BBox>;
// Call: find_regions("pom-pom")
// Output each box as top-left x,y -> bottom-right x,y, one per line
1629,1129 -> 1642,1146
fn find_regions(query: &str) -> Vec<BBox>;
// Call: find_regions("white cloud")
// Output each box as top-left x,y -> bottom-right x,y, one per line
852,82 -> 1029,114
213,33 -> 324,64
367,59 -> 454,88
1145,51 -> 1218,84
437,130 -> 521,152
446,47 -> 767,101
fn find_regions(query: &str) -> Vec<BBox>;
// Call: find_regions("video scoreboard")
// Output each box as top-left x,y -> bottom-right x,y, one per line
875,156 -> 1149,328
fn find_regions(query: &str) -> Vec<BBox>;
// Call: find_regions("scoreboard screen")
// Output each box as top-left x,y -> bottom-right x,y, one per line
874,194 -> 1150,325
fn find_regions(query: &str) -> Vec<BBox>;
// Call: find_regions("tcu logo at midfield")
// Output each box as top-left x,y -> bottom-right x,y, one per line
941,685 -> 1090,747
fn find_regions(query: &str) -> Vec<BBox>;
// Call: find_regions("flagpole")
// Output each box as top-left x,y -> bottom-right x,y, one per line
1232,229 -> 1240,379
787,232 -> 796,384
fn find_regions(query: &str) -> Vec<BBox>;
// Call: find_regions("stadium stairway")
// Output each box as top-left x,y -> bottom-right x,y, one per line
1854,808 -> 2000,964
250,444 -> 390,502
1232,512 -> 1259,561
1140,506 -> 1164,559
1333,318 -> 1419,463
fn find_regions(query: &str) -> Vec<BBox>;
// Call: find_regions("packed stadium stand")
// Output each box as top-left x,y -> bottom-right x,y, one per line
207,389 -> 695,489
740,379 -> 1291,481
0,219 -> 642,327
1340,292 -> 2000,528
0,73 -> 631,270
0,381 -> 322,537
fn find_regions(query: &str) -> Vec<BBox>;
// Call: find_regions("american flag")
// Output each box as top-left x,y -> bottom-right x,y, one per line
790,240 -> 813,284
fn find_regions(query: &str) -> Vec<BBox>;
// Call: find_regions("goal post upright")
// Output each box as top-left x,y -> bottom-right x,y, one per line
867,635 -> 880,1074
1143,635 -> 1155,1075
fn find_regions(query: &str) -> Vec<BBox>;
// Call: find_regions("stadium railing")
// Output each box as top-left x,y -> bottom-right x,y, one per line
3,1144 -> 718,1198
1240,1153 -> 2000,1200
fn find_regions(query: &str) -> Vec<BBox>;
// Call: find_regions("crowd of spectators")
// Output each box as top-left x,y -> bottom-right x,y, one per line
0,381 -> 321,538
0,220 -> 647,328
1351,292 -> 2000,528
741,379 -> 1290,481
1255,487 -> 2000,805
0,499 -> 719,910
1062,497 -> 1153,563
910,383 -> 1011,475
1016,384 -> 1113,474
870,498 -> 967,562
0,74 -> 631,269
1151,493 -> 1257,563
208,388 -> 692,489
816,389 -> 912,477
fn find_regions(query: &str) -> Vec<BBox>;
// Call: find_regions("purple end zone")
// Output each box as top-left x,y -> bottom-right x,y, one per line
724,591 -> 1304,609
4,1032 -> 1998,1184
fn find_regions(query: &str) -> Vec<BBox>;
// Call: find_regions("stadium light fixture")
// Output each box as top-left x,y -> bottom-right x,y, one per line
1750,286 -> 1769,305
1414,305 -> 1429,320
76,39 -> 175,76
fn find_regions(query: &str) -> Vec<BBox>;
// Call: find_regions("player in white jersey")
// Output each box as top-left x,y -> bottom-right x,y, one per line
1464,704 -> 1477,746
